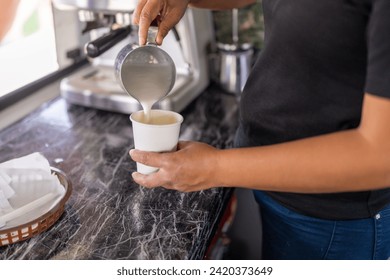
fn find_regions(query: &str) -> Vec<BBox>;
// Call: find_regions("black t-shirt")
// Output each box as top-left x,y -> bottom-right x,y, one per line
238,0 -> 390,220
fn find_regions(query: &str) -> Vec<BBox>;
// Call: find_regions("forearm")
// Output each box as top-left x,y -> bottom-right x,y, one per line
189,0 -> 257,10
217,128 -> 390,193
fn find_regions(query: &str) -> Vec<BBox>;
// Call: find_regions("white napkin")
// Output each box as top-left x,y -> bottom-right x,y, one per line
0,153 -> 65,229
0,170 -> 14,198
0,190 -> 14,216
0,170 -> 15,216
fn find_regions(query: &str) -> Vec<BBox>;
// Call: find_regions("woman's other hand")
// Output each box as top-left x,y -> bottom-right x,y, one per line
129,141 -> 223,192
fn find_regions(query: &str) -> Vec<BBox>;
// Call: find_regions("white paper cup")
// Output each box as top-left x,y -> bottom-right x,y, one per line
130,110 -> 184,174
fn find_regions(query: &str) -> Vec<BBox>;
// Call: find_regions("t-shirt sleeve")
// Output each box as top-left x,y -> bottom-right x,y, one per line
364,0 -> 390,98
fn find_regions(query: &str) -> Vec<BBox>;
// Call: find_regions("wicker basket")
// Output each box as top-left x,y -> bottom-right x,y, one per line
0,167 -> 72,246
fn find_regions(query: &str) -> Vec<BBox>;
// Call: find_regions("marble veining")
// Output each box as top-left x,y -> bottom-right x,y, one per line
0,84 -> 239,260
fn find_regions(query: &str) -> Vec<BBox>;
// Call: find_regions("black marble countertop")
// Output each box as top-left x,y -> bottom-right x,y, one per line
0,83 -> 239,260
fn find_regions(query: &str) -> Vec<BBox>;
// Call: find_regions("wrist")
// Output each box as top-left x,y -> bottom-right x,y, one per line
212,149 -> 230,188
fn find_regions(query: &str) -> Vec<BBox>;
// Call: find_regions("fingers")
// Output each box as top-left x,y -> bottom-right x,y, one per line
133,0 -> 162,45
130,149 -> 167,188
155,10 -> 180,45
129,149 -> 162,168
132,0 -> 147,25
133,0 -> 189,45
155,24 -> 169,45
132,171 -> 162,188
129,145 -> 213,192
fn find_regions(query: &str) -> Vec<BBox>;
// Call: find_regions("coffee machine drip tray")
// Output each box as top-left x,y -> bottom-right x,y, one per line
60,65 -> 195,114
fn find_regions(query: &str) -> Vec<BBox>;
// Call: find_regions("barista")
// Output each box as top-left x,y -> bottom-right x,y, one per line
130,0 -> 390,259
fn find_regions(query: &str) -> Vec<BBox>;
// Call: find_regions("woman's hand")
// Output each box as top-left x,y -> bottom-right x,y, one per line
132,0 -> 257,45
129,141 -> 223,192
132,0 -> 190,45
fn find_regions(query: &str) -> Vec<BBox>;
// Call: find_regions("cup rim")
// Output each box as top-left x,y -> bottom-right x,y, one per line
130,109 -> 183,127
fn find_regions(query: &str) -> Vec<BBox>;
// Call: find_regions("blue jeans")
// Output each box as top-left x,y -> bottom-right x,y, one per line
254,190 -> 390,260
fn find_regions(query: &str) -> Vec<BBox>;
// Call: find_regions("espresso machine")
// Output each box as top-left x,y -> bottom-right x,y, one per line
51,0 -> 214,113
